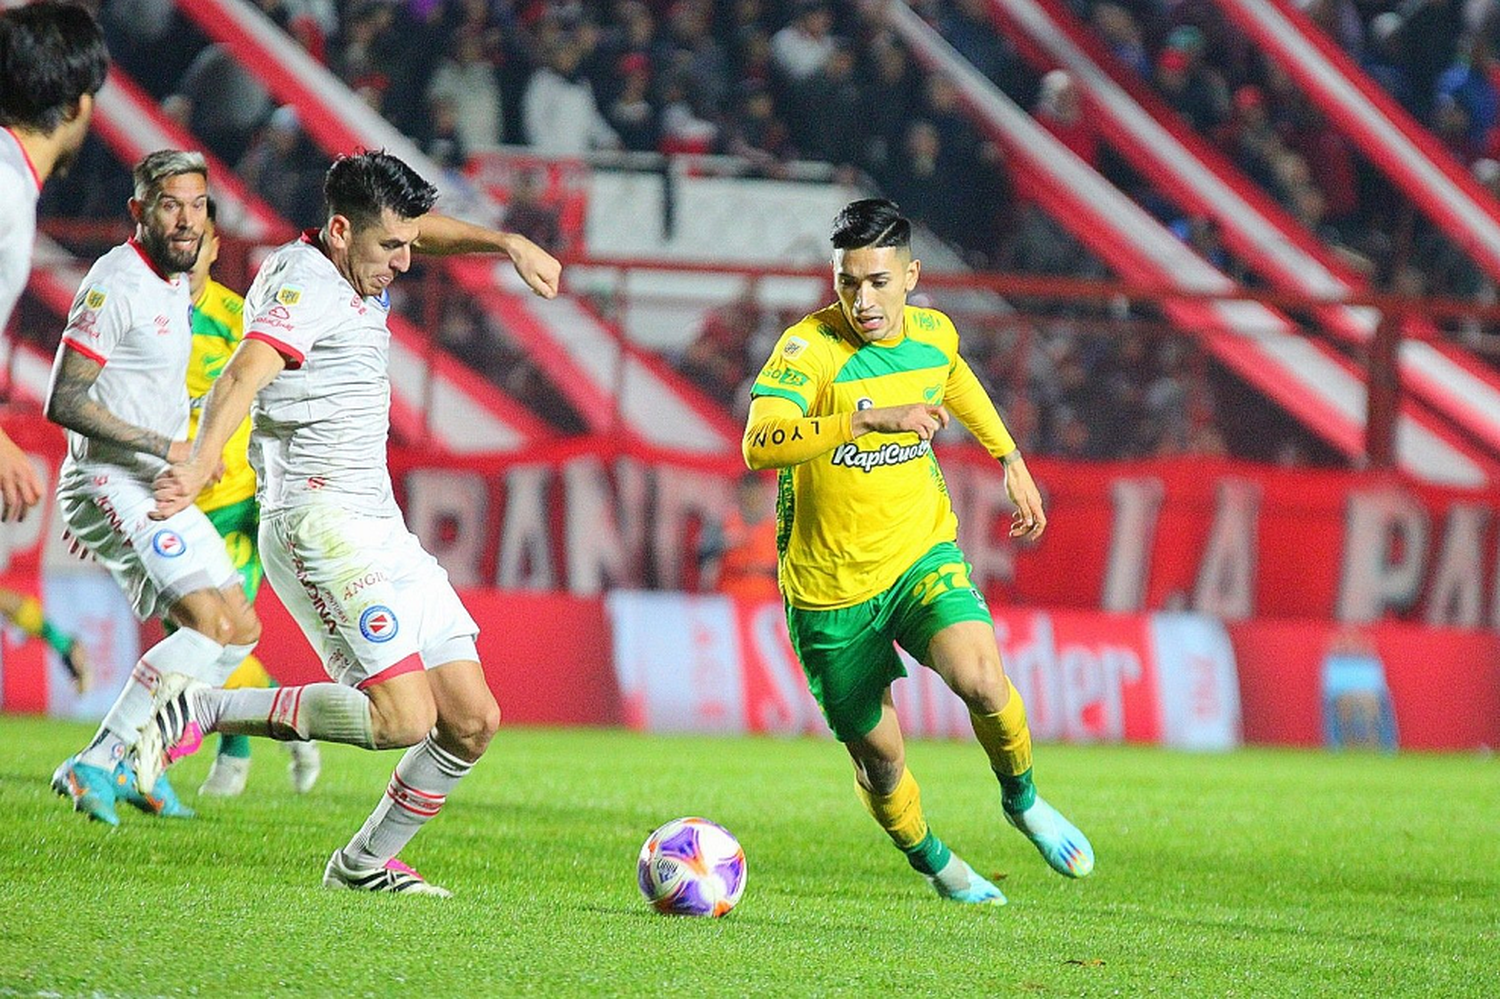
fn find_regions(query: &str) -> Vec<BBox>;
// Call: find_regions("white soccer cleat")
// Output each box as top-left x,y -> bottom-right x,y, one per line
133,672 -> 210,796
198,754 -> 250,797
925,853 -> 1007,905
322,850 -> 452,898
1005,795 -> 1095,878
286,741 -> 322,794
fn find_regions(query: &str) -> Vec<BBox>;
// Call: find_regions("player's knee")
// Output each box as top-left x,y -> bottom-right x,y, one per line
230,609 -> 261,647
437,700 -> 500,759
949,656 -> 1007,714
371,700 -> 438,749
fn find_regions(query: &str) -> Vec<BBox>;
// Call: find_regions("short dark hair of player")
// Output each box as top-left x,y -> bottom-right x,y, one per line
830,198 -> 912,252
324,151 -> 438,230
0,1 -> 107,132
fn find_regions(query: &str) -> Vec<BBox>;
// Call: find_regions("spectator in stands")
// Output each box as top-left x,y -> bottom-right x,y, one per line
770,0 -> 836,86
1155,41 -> 1227,135
698,471 -> 780,602
935,0 -> 1022,93
681,292 -> 759,397
1437,37 -> 1500,149
176,42 -> 272,165
1034,70 -> 1100,170
236,104 -> 322,227
522,38 -> 620,155
1397,0 -> 1464,122
657,69 -> 720,155
418,97 -> 469,172
1362,13 -> 1414,112
792,42 -> 861,167
663,0 -> 731,123
426,33 -> 503,153
501,169 -> 562,255
1091,4 -> 1149,80
605,53 -> 659,152
725,81 -> 796,174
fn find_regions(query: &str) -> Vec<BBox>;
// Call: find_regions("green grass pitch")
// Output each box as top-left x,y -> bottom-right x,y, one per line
1,716 -> 1496,997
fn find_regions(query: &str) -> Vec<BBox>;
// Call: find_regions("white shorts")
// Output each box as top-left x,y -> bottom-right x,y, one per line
58,468 -> 241,621
261,505 -> 480,689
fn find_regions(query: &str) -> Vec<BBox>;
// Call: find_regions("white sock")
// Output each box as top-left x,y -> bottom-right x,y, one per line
207,682 -> 375,748
78,628 -> 224,769
343,735 -> 474,867
211,641 -> 258,685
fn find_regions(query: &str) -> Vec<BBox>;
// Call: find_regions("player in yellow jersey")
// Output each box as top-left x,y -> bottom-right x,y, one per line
188,199 -> 320,796
743,199 -> 1093,904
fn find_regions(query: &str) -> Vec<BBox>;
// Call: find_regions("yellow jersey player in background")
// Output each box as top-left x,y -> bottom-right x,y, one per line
743,198 -> 1093,904
188,199 -> 320,796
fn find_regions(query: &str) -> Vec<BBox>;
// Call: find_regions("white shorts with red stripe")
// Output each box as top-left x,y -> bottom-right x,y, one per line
58,468 -> 241,620
260,504 -> 480,688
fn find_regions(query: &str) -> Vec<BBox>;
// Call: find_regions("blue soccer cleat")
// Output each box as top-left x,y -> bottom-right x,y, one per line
50,756 -> 121,827
926,854 -> 1007,905
1005,795 -> 1094,878
115,763 -> 195,819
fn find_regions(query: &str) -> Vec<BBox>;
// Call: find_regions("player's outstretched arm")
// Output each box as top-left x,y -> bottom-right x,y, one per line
151,338 -> 285,521
412,213 -> 561,299
0,428 -> 43,523
942,355 -> 1044,539
45,347 -> 186,463
1002,452 -> 1045,540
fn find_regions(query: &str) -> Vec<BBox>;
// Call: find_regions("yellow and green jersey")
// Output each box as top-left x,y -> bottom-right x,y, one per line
189,277 -> 256,512
749,303 -> 1016,610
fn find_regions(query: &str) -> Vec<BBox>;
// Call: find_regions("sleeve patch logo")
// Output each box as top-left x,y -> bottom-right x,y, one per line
275,285 -> 303,306
782,336 -> 808,359
84,287 -> 107,310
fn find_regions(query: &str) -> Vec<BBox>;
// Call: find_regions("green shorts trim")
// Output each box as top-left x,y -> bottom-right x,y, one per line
203,496 -> 263,603
785,540 -> 993,742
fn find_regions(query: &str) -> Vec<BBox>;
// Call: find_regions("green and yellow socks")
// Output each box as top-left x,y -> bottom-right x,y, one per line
969,677 -> 1038,815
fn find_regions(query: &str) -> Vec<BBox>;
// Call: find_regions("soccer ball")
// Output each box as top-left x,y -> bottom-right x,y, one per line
636,816 -> 747,917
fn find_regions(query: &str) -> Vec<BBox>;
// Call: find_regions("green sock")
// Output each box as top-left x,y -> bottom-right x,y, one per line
999,767 -> 1037,815
218,734 -> 252,760
902,830 -> 953,877
39,622 -> 73,657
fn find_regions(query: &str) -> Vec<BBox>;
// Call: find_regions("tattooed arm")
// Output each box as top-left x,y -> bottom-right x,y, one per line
44,348 -> 186,462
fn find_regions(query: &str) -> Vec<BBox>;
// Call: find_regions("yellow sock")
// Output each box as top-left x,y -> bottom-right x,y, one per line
223,653 -> 273,690
12,596 -> 45,638
970,677 -> 1033,777
854,767 -> 930,851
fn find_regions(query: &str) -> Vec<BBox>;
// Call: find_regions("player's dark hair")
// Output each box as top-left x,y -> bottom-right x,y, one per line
324,150 -> 438,228
830,198 -> 911,251
0,1 -> 107,132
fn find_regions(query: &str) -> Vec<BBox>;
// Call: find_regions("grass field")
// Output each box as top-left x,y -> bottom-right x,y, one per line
1,717 -> 1496,997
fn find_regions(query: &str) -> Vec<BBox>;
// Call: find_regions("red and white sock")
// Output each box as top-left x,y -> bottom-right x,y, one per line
342,735 -> 474,868
209,682 -> 375,748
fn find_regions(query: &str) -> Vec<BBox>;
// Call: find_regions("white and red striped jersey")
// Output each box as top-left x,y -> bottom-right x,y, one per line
0,127 -> 43,332
55,239 -> 192,487
242,231 -> 398,517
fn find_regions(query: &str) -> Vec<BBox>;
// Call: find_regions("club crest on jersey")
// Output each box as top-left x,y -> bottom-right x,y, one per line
782,336 -> 808,359
84,286 -> 107,310
359,605 -> 399,643
151,530 -> 187,558
276,285 -> 302,306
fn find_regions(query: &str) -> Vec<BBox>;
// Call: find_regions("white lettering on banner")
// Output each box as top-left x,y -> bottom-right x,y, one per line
745,602 -> 825,734
1192,478 -> 1261,621
564,457 -> 647,595
1102,478 -> 1163,612
404,470 -> 488,588
1338,488 -> 1430,622
994,614 -> 1144,743
1426,504 -> 1488,628
496,465 -> 556,590
652,467 -> 733,590
950,462 -> 1015,596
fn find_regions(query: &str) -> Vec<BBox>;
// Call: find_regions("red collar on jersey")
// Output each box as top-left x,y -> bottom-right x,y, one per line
127,236 -> 173,283
2,128 -> 44,192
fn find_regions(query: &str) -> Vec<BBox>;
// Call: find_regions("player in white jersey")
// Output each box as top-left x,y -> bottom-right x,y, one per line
46,151 -> 262,826
0,1 -> 106,521
141,151 -> 560,895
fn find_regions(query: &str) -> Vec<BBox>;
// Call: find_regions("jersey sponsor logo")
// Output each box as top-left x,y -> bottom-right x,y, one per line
913,311 -> 937,331
258,305 -> 295,331
762,366 -> 810,388
782,336 -> 808,359
151,529 -> 187,558
84,286 -> 107,310
276,284 -> 302,306
154,314 -> 173,336
923,385 -> 941,403
829,439 -> 931,473
359,605 -> 399,643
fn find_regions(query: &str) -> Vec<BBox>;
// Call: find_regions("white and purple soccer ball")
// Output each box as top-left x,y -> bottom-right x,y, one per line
636,816 -> 747,917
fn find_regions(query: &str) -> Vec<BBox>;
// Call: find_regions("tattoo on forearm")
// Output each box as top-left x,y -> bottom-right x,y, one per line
47,351 -> 172,459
